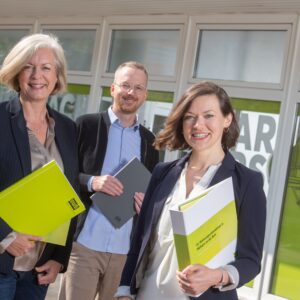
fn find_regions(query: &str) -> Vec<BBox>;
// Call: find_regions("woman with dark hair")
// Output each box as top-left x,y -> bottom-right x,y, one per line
115,81 -> 266,300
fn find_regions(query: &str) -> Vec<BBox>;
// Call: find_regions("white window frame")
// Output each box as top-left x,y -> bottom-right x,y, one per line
256,16 -> 300,300
179,14 -> 297,102
190,24 -> 290,88
39,24 -> 102,79
99,15 -> 188,87
0,24 -> 34,64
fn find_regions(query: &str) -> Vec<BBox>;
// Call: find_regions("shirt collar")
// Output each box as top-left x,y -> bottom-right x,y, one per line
108,106 -> 140,130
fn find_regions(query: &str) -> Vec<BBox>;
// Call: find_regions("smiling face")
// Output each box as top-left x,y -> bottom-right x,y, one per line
18,48 -> 58,103
110,66 -> 148,115
182,94 -> 232,156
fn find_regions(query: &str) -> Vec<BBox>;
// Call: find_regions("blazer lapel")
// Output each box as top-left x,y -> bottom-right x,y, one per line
209,151 -> 236,187
48,107 -> 69,175
151,155 -> 189,228
9,97 -> 31,175
138,155 -> 188,267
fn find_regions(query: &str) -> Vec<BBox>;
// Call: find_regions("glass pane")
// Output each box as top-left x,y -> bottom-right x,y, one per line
0,84 -> 89,119
178,98 -> 280,192
0,29 -> 29,65
108,29 -> 180,77
194,30 -> 286,84
99,99 -> 112,112
231,99 -> 280,290
48,84 -> 90,120
271,106 -> 300,300
152,114 -> 167,162
100,86 -> 112,112
42,29 -> 96,72
231,99 -> 281,195
0,85 -> 17,103
101,87 -> 173,162
147,90 -> 174,103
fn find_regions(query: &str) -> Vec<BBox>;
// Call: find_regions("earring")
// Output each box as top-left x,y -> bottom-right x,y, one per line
224,127 -> 229,133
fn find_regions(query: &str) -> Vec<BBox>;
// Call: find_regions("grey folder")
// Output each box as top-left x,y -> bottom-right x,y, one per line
90,157 -> 151,228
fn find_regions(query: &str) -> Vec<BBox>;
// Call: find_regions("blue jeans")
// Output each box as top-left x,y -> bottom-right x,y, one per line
0,270 -> 48,300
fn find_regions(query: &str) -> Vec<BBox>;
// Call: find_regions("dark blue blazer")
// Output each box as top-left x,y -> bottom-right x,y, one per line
0,97 -> 79,275
120,151 -> 266,300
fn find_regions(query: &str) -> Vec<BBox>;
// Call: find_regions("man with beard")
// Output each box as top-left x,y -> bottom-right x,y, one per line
58,61 -> 159,300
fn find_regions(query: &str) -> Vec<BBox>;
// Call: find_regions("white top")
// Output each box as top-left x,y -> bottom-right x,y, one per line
136,163 -> 220,300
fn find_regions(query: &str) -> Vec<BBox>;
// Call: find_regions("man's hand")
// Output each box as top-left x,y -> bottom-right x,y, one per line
92,175 -> 123,196
134,192 -> 144,214
6,233 -> 41,257
35,260 -> 62,285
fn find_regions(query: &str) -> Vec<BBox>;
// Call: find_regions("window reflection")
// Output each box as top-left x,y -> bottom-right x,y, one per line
180,98 -> 280,190
48,93 -> 88,120
0,29 -> 29,65
0,85 -> 17,103
194,30 -> 286,84
271,107 -> 300,300
42,29 -> 96,72
232,110 -> 278,194
108,29 -> 180,77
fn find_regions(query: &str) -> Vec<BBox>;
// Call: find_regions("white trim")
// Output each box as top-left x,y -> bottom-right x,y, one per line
37,17 -> 103,25
189,14 -> 298,24
185,19 -> 295,92
261,294 -> 289,300
100,22 -> 187,83
87,19 -> 108,113
259,16 -> 300,299
40,24 -> 101,76
104,14 -> 188,25
1,13 -> 300,299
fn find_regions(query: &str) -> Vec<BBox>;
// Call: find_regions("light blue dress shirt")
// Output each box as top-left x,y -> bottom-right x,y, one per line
77,107 -> 141,254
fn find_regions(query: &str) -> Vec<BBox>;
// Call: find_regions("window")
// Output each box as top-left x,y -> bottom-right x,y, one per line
42,28 -> 97,73
100,87 -> 173,162
231,99 -> 281,194
0,85 -> 17,103
107,29 -> 180,77
0,29 -> 30,65
99,87 -> 112,112
270,106 -> 300,300
178,98 -> 280,195
194,30 -> 287,84
48,84 -> 90,120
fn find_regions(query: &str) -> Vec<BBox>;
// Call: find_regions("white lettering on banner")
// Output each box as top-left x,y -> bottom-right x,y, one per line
231,111 -> 279,194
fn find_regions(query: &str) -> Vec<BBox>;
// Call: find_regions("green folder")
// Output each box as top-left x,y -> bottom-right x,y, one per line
42,220 -> 70,246
170,177 -> 237,271
0,160 -> 85,245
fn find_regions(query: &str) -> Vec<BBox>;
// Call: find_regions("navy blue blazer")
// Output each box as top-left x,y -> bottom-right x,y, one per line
119,151 -> 266,300
0,97 -> 79,275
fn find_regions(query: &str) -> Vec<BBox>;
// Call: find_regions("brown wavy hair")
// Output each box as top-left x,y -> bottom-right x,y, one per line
154,81 -> 239,151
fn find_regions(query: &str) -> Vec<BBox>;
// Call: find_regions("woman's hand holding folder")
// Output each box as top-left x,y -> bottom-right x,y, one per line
6,233 -> 41,256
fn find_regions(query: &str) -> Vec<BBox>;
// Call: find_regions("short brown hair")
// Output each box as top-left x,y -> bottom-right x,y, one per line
154,81 -> 239,151
114,61 -> 148,83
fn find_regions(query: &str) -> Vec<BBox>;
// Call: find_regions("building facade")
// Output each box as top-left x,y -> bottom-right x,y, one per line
1,1 -> 300,299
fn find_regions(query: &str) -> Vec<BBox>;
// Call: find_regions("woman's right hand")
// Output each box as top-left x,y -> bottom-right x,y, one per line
6,233 -> 41,257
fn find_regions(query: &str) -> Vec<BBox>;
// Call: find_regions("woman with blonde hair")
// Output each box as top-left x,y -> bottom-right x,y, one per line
0,33 -> 79,300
